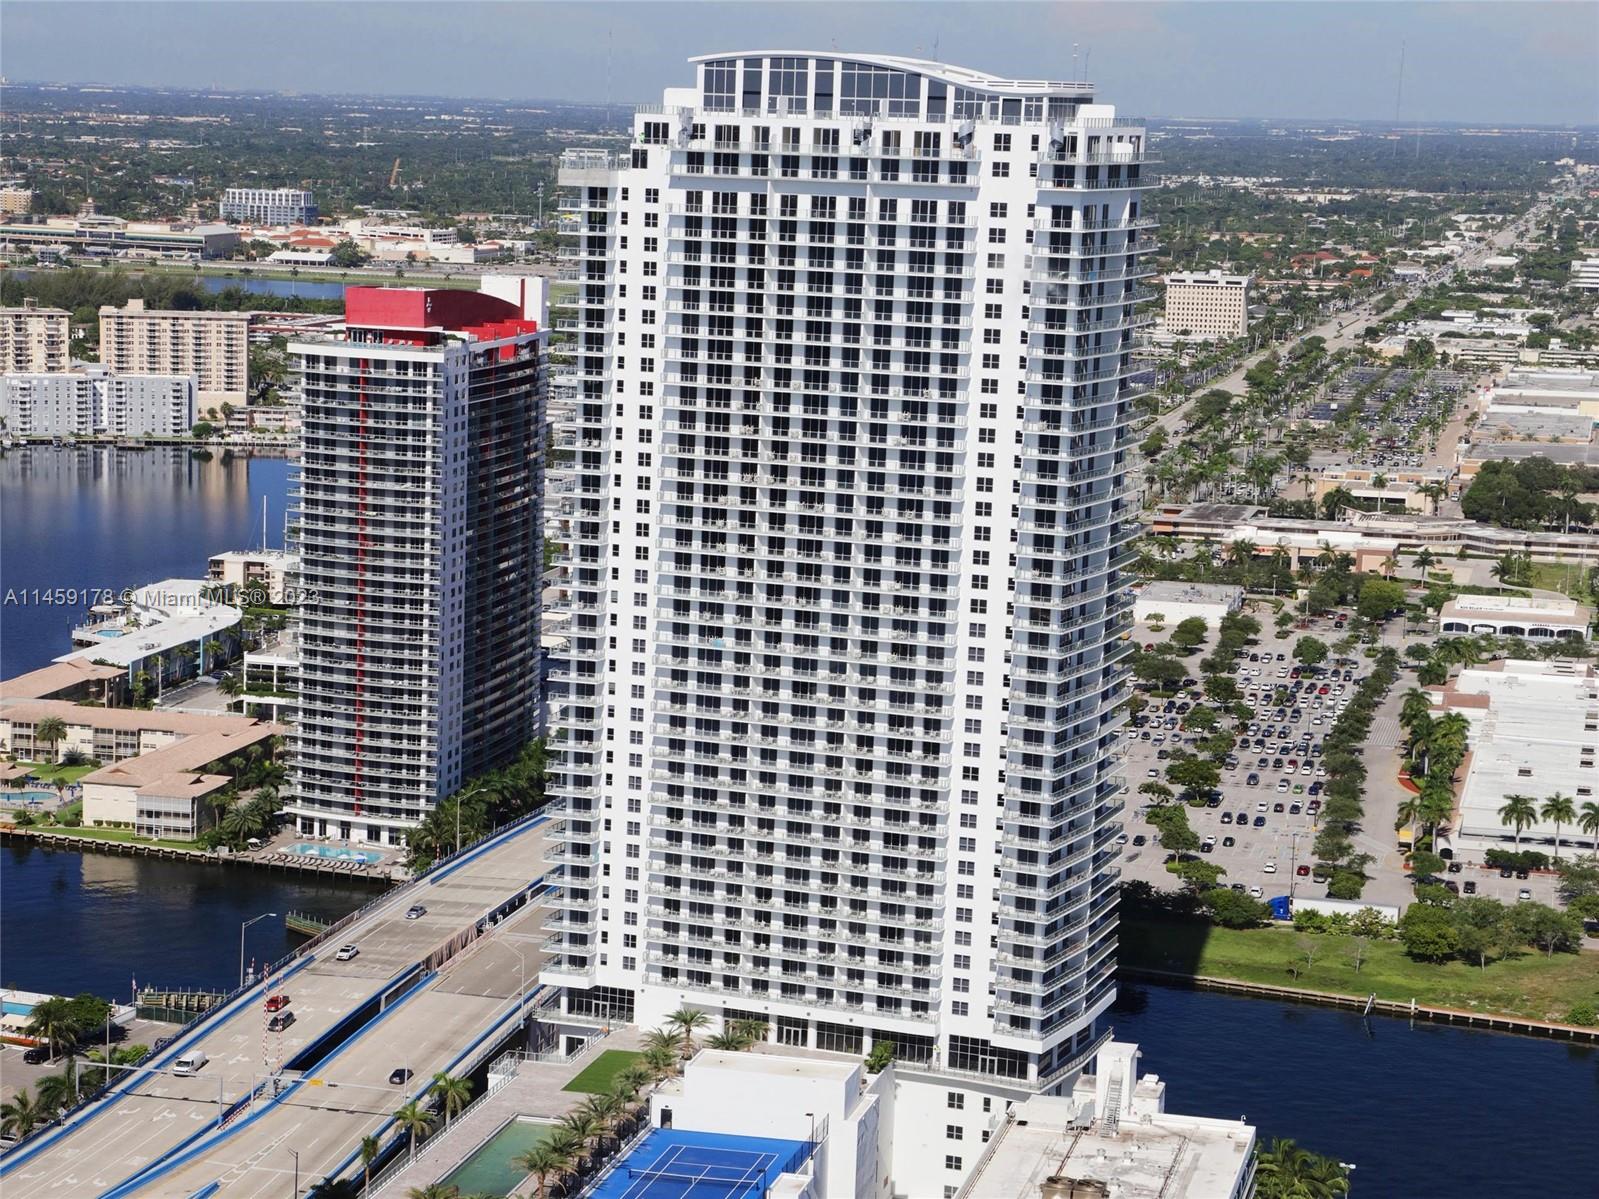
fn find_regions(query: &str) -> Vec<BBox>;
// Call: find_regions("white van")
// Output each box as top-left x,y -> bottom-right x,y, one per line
172,1050 -> 209,1076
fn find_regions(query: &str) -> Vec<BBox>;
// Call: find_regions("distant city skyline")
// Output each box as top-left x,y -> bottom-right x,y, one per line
3,1 -> 1596,126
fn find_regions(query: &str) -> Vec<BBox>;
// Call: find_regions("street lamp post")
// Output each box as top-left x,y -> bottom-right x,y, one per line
289,1148 -> 300,1198
240,912 -> 278,989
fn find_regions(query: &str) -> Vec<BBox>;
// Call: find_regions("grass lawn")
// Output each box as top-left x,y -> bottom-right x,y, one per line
16,761 -> 98,785
1121,917 -> 1599,1024
1526,561 -> 1590,597
15,824 -> 201,852
562,1049 -> 643,1095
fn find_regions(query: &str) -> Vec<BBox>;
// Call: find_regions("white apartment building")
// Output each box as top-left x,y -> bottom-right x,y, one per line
285,279 -> 547,845
99,299 -> 251,406
220,187 -> 317,225
546,53 -> 1148,1096
1162,269 -> 1251,339
0,299 -> 70,372
0,366 -> 196,437
1570,258 -> 1599,292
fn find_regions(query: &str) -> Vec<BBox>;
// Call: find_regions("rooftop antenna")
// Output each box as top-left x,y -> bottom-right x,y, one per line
1083,47 -> 1092,83
1072,44 -> 1079,80
932,35 -> 940,63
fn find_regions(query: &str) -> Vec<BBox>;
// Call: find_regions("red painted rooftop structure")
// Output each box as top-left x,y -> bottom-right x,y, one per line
344,287 -> 539,350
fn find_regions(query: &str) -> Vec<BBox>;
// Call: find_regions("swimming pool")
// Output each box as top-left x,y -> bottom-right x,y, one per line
285,842 -> 382,864
6,789 -> 56,805
93,629 -> 126,638
440,1117 -> 557,1197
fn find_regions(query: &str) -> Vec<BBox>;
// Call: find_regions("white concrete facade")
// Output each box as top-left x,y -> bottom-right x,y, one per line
544,53 -> 1146,1093
1443,660 -> 1599,854
221,187 -> 317,225
1438,593 -> 1590,640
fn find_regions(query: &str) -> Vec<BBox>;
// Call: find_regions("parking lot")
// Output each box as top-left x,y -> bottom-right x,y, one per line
1123,613 -> 1379,903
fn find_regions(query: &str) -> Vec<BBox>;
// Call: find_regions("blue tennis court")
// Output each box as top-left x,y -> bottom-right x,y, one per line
590,1128 -> 813,1199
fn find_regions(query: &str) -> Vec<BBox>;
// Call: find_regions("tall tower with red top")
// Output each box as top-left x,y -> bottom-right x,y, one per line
286,277 -> 547,847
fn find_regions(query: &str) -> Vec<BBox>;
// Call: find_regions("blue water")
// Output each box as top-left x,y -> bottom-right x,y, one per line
194,274 -> 344,300
1109,983 -> 1599,1197
0,843 -> 375,997
286,842 -> 382,864
0,445 -> 294,677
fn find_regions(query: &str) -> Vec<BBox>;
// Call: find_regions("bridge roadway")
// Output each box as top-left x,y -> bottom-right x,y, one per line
1,819 -> 554,1199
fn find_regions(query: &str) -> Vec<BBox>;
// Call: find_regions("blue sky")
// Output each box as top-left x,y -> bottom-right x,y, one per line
3,2 -> 1595,124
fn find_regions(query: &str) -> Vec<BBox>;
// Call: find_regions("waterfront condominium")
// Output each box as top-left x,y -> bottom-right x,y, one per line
285,278 -> 547,846
546,52 -> 1151,1098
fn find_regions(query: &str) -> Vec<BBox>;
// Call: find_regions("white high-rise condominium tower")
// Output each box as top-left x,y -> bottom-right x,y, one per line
548,52 -> 1151,1096
287,280 -> 547,846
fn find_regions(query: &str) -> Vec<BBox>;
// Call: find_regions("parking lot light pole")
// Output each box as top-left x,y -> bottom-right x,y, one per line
240,912 -> 279,989
1288,832 -> 1301,899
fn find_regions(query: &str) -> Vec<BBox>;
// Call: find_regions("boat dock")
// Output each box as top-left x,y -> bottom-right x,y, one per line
0,827 -> 395,884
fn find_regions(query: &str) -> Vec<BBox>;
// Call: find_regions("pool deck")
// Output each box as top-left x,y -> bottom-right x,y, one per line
370,1025 -> 651,1199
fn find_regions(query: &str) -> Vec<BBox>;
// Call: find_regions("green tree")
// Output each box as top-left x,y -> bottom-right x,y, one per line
25,997 -> 84,1062
1292,636 -> 1329,668
1540,792 -> 1577,860
1510,902 -> 1585,957
517,1142 -> 572,1199
1166,756 -> 1221,801
1202,888 -> 1270,928
1497,794 -> 1539,851
665,1006 -> 711,1056
430,1072 -> 473,1130
1398,903 -> 1460,961
1577,800 -> 1599,856
33,715 -> 69,762
393,1099 -> 435,1164
0,1087 -> 48,1138
330,239 -> 372,268
359,1134 -> 382,1196
1356,577 -> 1406,622
1169,616 -> 1209,653
1254,1137 -> 1350,1199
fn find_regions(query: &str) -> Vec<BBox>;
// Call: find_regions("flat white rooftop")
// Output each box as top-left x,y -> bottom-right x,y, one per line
969,1094 -> 1254,1199
54,578 -> 241,670
1445,661 -> 1599,848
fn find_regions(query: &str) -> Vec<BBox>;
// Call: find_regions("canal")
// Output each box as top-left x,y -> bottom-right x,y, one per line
1109,982 -> 1599,1197
0,841 -> 376,998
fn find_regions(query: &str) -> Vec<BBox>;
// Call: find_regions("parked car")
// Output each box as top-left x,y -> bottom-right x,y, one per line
1517,888 -> 1533,901
1462,881 -> 1477,895
1131,835 -> 1146,846
1296,864 -> 1310,877
1221,836 -> 1236,848
22,1046 -> 50,1064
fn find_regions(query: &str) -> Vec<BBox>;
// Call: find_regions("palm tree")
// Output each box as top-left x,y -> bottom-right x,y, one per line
33,715 -> 68,763
359,1133 -> 382,1195
307,1181 -> 362,1199
25,998 -> 82,1063
643,1028 -> 684,1058
1498,794 -> 1539,851
1541,792 -> 1576,859
0,1087 -> 48,1138
1254,1137 -> 1349,1199
1579,800 -> 1599,857
393,1099 -> 435,1164
558,1109 -> 601,1169
517,1142 -> 570,1199
706,1032 -> 747,1051
430,1072 -> 473,1130
665,1007 -> 710,1057
581,1090 -> 626,1152
35,1062 -> 80,1115
1412,545 -> 1438,571
642,1044 -> 680,1080
403,1186 -> 460,1199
